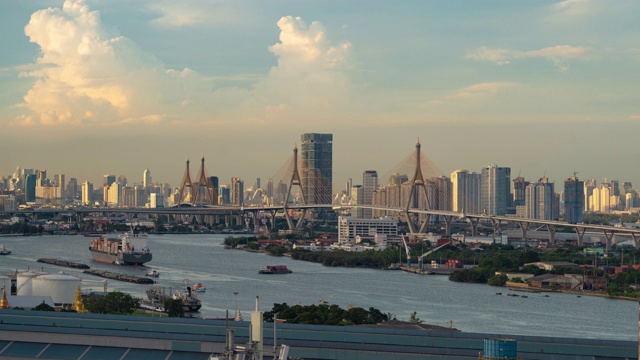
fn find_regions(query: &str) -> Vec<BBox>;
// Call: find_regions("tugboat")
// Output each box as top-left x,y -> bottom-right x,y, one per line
258,265 -> 292,274
144,286 -> 202,312
192,282 -> 206,292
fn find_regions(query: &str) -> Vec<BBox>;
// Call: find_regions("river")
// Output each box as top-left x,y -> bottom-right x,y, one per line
0,233 -> 637,341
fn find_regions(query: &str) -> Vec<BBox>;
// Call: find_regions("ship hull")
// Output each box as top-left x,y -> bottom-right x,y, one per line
89,249 -> 152,265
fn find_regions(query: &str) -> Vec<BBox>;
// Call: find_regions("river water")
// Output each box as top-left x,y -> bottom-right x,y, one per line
0,234 -> 637,341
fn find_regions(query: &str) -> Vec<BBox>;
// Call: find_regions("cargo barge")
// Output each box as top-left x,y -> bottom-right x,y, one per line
82,269 -> 155,284
37,258 -> 90,269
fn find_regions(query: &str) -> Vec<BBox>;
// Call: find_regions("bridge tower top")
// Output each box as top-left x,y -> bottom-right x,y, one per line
413,138 -> 424,184
178,158 -> 194,204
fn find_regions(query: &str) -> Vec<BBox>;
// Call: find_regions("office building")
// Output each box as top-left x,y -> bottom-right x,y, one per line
433,176 -> 452,211
218,185 -> 230,205
564,176 -> 584,223
300,133 -> 333,204
363,170 -> 378,218
143,169 -> 151,189
583,179 -> 596,211
512,176 -> 529,207
150,193 -> 164,208
103,175 -> 116,187
337,216 -> 398,244
231,178 -> 244,206
81,182 -> 93,206
350,185 -> 364,218
481,165 -> 511,215
24,174 -> 36,203
450,170 -> 481,213
525,177 -> 555,220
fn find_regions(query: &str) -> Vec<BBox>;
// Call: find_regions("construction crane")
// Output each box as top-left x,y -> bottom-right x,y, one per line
401,235 -> 411,267
417,240 -> 453,270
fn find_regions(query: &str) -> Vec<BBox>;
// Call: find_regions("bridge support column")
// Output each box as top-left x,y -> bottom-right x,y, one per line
519,222 -> 529,243
490,218 -> 502,237
546,224 -> 556,245
632,233 -> 639,249
603,230 -> 615,253
443,216 -> 452,236
405,211 -> 416,234
468,218 -> 479,237
270,210 -> 277,230
574,227 -> 586,247
418,214 -> 431,234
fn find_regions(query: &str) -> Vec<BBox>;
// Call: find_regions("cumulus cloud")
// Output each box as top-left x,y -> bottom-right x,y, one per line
254,16 -> 353,115
466,45 -> 590,70
16,1 -> 353,127
19,0 -> 213,126
552,0 -> 599,17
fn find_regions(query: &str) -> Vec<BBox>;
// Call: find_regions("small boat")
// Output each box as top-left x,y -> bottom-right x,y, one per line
521,295 -> 528,298
496,292 -> 502,295
146,270 -> 159,278
192,282 -> 206,292
259,265 -> 292,274
0,245 -> 10,255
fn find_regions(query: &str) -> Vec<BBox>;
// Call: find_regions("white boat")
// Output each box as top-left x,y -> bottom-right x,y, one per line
0,245 -> 10,255
146,270 -> 159,278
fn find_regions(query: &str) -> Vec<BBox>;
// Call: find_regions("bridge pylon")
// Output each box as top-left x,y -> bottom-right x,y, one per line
405,139 -> 433,235
178,158 -> 194,205
284,144 -> 307,231
193,155 -> 217,205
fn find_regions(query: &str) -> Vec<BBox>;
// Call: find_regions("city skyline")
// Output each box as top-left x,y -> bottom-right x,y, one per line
1,1 -> 639,188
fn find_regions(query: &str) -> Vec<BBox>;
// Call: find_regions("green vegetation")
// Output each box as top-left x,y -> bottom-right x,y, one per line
264,303 -> 388,326
291,248 -> 401,268
0,222 -> 43,235
487,274 -> 508,286
32,301 -> 56,312
224,236 -> 259,248
83,291 -> 140,315
164,298 -> 185,317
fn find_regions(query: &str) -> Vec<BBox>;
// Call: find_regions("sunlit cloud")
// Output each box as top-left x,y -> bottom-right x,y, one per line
147,1 -> 243,28
466,45 -> 590,71
430,82 -> 519,106
15,1 -> 353,127
552,0 -> 599,18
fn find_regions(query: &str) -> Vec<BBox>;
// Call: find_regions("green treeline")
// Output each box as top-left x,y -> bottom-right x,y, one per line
264,302 -> 389,325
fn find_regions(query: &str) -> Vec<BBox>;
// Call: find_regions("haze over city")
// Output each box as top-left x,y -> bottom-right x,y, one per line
1,0 -> 639,188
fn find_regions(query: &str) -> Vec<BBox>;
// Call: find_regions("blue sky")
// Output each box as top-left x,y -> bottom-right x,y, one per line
0,0 -> 638,190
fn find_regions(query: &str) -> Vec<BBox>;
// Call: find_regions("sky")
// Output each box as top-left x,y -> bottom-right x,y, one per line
0,0 -> 638,191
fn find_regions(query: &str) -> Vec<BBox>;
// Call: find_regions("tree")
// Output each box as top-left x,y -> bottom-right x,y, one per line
165,298 -> 185,317
488,274 -> 508,286
84,291 -> 140,315
32,301 -> 55,312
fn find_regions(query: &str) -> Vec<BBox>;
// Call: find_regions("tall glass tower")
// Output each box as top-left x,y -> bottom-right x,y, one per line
301,133 -> 333,204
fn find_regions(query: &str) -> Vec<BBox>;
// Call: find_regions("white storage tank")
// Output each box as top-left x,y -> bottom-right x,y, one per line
32,274 -> 81,305
16,270 -> 47,296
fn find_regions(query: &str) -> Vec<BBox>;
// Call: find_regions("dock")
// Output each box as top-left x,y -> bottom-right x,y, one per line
82,269 -> 155,284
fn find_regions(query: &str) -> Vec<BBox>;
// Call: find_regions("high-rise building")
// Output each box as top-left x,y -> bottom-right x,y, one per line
564,176 -> 584,223
345,178 -> 353,199
266,178 -> 274,200
300,133 -> 333,204
525,177 -> 555,220
450,170 -> 481,213
583,179 -> 596,211
433,176 -> 452,211
81,181 -> 93,205
24,174 -> 36,203
143,169 -> 151,189
231,177 -> 244,206
481,165 -> 511,215
350,185 -> 364,218
104,175 -> 116,187
66,178 -> 78,202
362,170 -> 378,219
218,185 -> 230,205
512,176 -> 529,207
150,193 -> 164,208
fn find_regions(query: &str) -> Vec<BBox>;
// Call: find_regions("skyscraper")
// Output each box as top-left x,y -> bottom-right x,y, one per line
143,169 -> 151,189
231,177 -> 244,206
81,181 -> 93,205
104,175 -> 116,187
300,133 -> 333,205
481,165 -> 511,215
512,176 -> 529,207
362,170 -> 378,218
525,177 -> 555,220
564,176 -> 584,223
450,169 -> 481,213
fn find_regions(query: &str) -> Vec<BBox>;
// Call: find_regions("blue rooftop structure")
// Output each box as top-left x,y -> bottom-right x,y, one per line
0,310 -> 636,359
